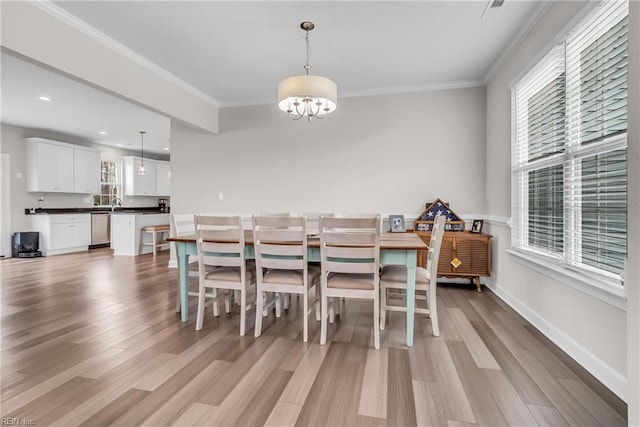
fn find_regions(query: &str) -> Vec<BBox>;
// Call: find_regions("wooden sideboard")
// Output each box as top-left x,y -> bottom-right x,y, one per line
414,230 -> 491,292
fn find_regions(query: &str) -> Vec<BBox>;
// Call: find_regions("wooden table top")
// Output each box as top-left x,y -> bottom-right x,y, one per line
168,231 -> 428,250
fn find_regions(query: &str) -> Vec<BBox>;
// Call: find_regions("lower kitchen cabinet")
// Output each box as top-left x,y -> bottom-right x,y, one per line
28,214 -> 91,256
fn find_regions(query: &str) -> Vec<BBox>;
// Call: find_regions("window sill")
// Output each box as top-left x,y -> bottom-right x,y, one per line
507,249 -> 626,310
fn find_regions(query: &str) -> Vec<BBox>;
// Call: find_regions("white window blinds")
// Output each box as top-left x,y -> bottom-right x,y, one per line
511,0 -> 628,282
512,44 -> 566,258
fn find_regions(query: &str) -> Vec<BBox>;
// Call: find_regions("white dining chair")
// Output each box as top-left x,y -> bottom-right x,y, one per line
194,214 -> 255,335
252,215 -> 320,342
379,213 -> 446,336
319,215 -> 381,349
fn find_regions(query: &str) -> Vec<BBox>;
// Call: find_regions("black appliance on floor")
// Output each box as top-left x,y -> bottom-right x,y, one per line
11,232 -> 42,258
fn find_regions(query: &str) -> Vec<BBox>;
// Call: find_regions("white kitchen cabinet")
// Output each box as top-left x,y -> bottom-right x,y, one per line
28,214 -> 91,256
123,156 -> 157,196
156,161 -> 170,196
26,138 -> 74,192
74,148 -> 101,193
26,138 -> 100,194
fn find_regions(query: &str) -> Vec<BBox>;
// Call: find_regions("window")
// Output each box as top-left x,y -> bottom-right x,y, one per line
93,160 -> 120,206
511,0 -> 628,285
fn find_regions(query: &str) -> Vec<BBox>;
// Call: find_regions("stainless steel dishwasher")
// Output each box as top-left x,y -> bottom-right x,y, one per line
91,213 -> 110,247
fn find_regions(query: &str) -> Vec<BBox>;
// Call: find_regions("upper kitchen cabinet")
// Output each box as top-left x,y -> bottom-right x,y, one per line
26,138 -> 74,193
26,138 -> 101,193
123,156 -> 156,196
74,148 -> 101,193
123,156 -> 169,196
156,161 -> 170,196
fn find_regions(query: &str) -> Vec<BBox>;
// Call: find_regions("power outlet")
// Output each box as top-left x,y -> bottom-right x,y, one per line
218,192 -> 224,201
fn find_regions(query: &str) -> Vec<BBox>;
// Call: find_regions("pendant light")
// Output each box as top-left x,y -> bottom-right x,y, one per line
138,131 -> 147,175
277,21 -> 337,121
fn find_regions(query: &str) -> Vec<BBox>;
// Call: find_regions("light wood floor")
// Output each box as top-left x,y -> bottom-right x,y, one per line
1,248 -> 627,426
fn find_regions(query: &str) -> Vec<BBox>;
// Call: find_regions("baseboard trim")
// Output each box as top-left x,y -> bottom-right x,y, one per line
487,283 -> 628,402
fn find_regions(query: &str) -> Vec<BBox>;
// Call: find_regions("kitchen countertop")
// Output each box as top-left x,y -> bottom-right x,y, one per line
25,207 -> 169,215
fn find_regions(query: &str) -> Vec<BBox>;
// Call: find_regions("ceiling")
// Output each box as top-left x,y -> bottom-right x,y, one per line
1,0 -> 549,154
1,53 -> 172,155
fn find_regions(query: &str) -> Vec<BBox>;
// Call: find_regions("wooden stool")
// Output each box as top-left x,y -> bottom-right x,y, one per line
141,224 -> 170,256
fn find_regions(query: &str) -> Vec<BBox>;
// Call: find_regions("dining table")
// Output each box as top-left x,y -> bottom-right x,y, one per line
168,231 -> 428,347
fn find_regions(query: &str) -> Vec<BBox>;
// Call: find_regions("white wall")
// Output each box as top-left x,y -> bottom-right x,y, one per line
486,0 -> 635,404
1,123 -> 168,234
171,87 -> 486,216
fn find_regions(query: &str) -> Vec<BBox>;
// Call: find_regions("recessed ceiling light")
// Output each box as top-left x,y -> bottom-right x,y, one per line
117,143 -> 122,147
38,96 -> 51,101
99,131 -> 108,135
163,147 -> 169,151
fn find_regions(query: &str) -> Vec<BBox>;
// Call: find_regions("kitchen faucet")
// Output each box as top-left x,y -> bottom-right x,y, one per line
111,197 -> 123,212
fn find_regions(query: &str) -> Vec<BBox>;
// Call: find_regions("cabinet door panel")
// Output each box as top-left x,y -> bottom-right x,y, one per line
56,146 -> 74,192
156,161 -> 170,196
137,158 -> 156,195
124,157 -> 156,196
73,221 -> 91,246
49,224 -> 73,250
470,239 -> 490,274
74,149 -> 101,193
35,142 -> 57,192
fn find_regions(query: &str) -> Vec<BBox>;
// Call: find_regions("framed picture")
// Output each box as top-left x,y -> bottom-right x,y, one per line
471,219 -> 484,233
389,215 -> 406,233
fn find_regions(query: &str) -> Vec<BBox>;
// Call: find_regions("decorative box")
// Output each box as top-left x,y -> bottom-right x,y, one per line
413,198 -> 465,232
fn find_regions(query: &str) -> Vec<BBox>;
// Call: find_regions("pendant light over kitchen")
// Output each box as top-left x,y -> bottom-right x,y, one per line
138,131 -> 147,175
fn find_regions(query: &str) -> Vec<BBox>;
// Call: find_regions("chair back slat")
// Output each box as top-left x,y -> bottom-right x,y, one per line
197,215 -> 242,227
321,216 -> 379,230
325,261 -> 377,274
258,212 -> 293,218
321,231 -> 378,246
256,228 -> 303,243
201,242 -> 243,267
259,243 -> 305,257
324,245 -> 377,259
260,257 -> 304,270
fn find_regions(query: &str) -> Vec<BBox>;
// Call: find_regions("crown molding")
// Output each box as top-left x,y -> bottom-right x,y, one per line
483,1 -> 554,83
339,80 -> 485,99
32,1 -> 220,108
